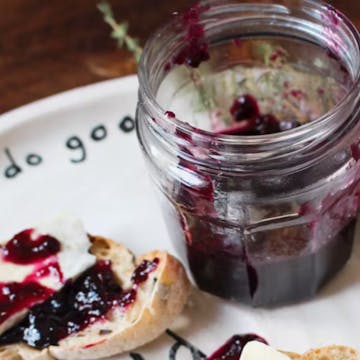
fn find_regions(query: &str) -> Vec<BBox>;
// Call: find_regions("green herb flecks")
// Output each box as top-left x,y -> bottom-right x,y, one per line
97,1 -> 143,63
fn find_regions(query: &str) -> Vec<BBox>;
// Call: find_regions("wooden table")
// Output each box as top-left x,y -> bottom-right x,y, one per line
0,0 -> 358,114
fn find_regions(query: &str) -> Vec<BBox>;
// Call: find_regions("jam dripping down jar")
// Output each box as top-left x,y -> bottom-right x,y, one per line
136,0 -> 360,306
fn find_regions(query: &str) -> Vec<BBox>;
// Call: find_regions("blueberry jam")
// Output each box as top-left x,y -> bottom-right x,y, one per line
172,175 -> 358,305
0,258 -> 159,348
160,36 -> 350,135
2,229 -> 61,265
230,95 -> 259,122
207,334 -> 267,360
185,220 -> 355,305
131,258 -> 160,285
171,4 -> 209,69
159,159 -> 360,307
216,95 -> 300,136
0,230 -> 63,326
0,282 -> 54,327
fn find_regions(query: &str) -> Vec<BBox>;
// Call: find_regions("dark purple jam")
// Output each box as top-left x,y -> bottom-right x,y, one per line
207,334 -> 267,360
218,94 -> 300,136
184,220 -> 354,305
230,95 -> 260,122
2,229 -> 61,265
162,162 -> 360,306
131,258 -> 160,285
252,115 -> 280,135
323,4 -> 340,27
171,4 -> 210,69
165,110 -> 176,118
0,258 -> 159,348
351,143 -> 360,161
0,231 -> 64,326
0,282 -> 54,326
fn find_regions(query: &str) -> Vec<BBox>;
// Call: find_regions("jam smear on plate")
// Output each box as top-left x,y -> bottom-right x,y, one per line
0,258 -> 159,349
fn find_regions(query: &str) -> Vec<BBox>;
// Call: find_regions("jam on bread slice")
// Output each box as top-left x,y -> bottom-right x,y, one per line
0,236 -> 191,360
0,216 -> 96,337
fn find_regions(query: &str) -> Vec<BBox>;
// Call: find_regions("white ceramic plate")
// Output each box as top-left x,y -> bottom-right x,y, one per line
0,75 -> 360,360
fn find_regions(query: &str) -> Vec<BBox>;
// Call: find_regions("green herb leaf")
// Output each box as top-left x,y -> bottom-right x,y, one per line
98,1 -> 143,64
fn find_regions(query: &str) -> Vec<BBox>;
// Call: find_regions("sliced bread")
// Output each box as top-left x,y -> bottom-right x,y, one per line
0,235 -> 191,360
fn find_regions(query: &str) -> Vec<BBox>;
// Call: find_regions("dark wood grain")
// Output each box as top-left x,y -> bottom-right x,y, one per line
0,0 -> 358,114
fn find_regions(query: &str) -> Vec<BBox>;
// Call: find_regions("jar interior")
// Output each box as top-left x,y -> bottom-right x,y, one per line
158,34 -> 352,135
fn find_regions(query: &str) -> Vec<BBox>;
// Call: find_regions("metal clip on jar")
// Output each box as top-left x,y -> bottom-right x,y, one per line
136,0 -> 360,306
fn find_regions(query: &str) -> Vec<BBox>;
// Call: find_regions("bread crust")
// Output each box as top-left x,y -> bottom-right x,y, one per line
302,345 -> 360,360
282,346 -> 360,360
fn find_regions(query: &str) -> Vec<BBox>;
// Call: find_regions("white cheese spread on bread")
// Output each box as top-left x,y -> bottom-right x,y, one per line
0,215 -> 96,335
241,341 -> 291,360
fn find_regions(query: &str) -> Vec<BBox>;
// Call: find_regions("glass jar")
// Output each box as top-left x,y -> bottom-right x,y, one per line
136,0 -> 360,306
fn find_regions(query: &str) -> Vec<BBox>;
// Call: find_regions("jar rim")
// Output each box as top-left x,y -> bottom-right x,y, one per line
138,0 -> 360,149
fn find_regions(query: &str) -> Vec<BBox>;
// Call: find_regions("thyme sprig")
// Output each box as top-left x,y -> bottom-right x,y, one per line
97,1 -> 143,63
97,1 -> 212,125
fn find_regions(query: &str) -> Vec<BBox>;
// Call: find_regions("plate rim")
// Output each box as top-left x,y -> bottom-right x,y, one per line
0,75 -> 138,133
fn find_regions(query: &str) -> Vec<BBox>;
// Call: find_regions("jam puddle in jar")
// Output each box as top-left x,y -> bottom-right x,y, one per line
183,218 -> 355,305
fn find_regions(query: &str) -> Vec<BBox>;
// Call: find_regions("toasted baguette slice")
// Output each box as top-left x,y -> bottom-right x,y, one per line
0,236 -> 191,360
302,346 -> 360,360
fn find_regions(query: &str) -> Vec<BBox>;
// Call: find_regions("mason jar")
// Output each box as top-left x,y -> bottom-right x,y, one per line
136,0 -> 360,306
